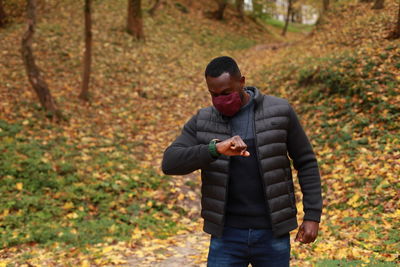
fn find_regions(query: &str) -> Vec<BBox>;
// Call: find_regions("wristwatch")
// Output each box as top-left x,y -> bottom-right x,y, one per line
208,138 -> 221,157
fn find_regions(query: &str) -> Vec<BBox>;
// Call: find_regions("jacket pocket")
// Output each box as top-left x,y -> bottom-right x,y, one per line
284,168 -> 296,210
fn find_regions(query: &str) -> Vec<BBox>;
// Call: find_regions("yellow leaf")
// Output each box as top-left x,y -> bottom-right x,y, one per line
109,224 -> 116,233
16,183 -> 23,191
81,153 -> 91,161
102,246 -> 113,254
62,201 -> 74,210
66,212 -> 78,219
348,194 -> 360,207
146,200 -> 153,207
118,207 -> 127,214
81,260 -> 90,267
2,209 -> 9,217
177,193 -> 185,201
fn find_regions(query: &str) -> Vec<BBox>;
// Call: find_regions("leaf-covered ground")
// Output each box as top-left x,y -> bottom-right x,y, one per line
0,0 -> 399,266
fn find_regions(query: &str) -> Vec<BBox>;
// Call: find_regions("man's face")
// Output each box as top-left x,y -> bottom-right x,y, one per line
206,72 -> 245,99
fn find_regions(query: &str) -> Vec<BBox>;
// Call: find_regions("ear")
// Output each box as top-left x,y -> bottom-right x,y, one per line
240,76 -> 245,86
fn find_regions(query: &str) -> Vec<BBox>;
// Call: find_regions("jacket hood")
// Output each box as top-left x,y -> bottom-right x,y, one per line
245,86 -> 263,106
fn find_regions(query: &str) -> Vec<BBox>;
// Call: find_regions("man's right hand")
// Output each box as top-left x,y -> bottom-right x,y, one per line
216,135 -> 250,157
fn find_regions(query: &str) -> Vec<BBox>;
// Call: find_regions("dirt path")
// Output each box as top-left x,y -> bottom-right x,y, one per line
124,227 -> 210,266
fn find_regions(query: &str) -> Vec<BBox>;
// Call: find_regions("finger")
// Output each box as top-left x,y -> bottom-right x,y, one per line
303,229 -> 316,243
230,142 -> 242,154
230,140 -> 237,150
231,136 -> 239,148
305,231 -> 317,243
239,138 -> 247,149
230,137 -> 249,155
297,229 -> 305,242
238,139 -> 248,153
301,232 -> 310,243
295,228 -> 303,242
232,142 -> 243,153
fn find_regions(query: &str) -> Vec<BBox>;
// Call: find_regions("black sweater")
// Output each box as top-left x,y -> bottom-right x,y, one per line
225,137 -> 272,228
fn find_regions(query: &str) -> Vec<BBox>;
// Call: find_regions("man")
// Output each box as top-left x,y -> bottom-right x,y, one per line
161,56 -> 323,266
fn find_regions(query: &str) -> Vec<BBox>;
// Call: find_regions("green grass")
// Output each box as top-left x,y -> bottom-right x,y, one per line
295,47 -> 399,133
261,16 -> 314,33
0,119 -> 183,250
314,259 -> 398,267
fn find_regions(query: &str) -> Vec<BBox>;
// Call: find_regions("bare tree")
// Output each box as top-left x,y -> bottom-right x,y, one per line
295,6 -> 303,23
79,0 -> 92,101
291,8 -> 296,22
212,0 -> 228,20
236,0 -> 244,20
387,2 -> 400,39
0,0 -> 6,27
149,0 -> 161,16
282,0 -> 293,36
371,0 -> 384,9
323,0 -> 329,11
127,0 -> 145,40
21,0 -> 62,121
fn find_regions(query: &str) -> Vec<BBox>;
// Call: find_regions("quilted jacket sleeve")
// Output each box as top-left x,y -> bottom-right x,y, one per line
287,103 -> 323,223
161,112 -> 219,175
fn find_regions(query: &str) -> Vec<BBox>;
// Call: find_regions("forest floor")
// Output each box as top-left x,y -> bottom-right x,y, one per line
0,0 -> 399,266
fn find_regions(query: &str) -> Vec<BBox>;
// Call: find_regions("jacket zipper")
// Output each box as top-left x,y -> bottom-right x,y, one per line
221,122 -> 231,228
252,110 -> 274,226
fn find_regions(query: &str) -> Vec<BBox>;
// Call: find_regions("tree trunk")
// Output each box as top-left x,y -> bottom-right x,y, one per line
236,0 -> 244,20
397,2 -> 400,36
291,8 -> 295,22
149,0 -> 161,16
371,0 -> 384,9
127,0 -> 145,40
282,0 -> 292,36
297,6 -> 303,24
213,0 -> 227,20
387,2 -> 400,39
21,0 -> 62,122
0,0 -> 6,27
323,0 -> 329,11
79,0 -> 92,101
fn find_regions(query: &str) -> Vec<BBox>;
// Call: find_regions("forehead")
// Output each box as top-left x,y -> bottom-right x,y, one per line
206,72 -> 237,91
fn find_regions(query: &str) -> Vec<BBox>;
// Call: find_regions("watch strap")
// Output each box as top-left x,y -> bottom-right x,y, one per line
208,138 -> 221,157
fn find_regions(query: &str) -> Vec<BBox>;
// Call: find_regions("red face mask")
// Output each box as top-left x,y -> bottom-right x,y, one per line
212,91 -> 242,117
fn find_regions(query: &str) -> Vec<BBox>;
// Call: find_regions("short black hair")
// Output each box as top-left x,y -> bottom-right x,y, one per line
204,56 -> 241,78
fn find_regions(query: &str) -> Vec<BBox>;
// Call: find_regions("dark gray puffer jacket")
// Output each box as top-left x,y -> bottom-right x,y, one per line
161,86 -> 323,238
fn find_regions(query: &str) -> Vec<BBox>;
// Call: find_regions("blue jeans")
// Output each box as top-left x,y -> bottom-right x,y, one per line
207,225 -> 291,267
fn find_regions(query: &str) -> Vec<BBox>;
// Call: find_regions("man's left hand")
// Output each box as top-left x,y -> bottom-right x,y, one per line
294,220 -> 319,244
